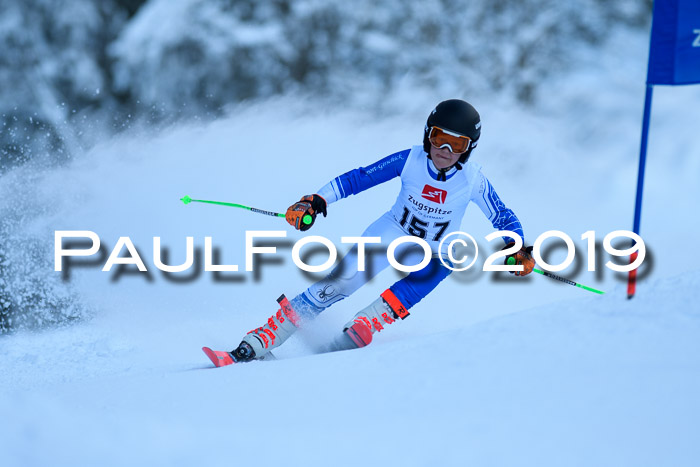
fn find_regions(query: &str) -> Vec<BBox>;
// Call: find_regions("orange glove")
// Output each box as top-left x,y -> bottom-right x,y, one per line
285,194 -> 327,231
503,243 -> 535,276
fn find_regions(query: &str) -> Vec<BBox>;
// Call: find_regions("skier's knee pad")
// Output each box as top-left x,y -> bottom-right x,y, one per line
302,281 -> 348,310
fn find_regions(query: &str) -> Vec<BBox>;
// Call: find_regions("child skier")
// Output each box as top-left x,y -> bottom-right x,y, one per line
225,99 -> 534,363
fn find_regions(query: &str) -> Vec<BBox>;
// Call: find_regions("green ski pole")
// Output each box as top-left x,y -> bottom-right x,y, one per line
507,257 -> 604,294
180,195 -> 313,226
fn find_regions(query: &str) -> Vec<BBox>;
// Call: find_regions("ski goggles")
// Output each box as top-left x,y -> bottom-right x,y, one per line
428,126 -> 471,154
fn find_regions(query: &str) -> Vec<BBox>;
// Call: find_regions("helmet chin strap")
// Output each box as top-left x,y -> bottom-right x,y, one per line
437,161 -> 463,181
428,155 -> 463,181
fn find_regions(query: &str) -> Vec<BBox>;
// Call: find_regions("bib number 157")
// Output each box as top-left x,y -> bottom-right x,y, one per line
398,206 -> 450,242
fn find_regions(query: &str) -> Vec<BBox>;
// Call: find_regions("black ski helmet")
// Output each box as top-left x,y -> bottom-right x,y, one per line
423,99 -> 481,165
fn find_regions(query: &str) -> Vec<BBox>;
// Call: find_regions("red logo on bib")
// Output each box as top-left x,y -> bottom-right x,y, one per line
421,185 -> 447,204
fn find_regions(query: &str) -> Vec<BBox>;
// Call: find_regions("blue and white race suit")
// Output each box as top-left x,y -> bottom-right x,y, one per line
290,145 -> 524,317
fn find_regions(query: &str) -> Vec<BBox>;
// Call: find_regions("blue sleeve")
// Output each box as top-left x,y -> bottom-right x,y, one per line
472,172 -> 525,245
317,149 -> 409,203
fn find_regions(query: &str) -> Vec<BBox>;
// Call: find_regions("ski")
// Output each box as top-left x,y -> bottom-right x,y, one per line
342,322 -> 373,349
201,346 -> 276,368
202,316 -> 377,368
202,324 -> 372,367
324,322 -> 373,352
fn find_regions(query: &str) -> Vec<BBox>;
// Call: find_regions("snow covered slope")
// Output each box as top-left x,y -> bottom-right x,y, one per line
1,270 -> 698,467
